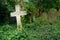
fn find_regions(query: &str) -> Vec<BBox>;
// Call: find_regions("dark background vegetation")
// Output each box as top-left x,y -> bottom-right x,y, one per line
0,0 -> 60,40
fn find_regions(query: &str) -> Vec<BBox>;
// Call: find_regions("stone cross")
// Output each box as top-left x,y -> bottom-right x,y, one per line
10,4 -> 27,31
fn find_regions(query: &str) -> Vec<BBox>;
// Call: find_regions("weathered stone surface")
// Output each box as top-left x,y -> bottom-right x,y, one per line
10,4 -> 27,31
48,8 -> 57,23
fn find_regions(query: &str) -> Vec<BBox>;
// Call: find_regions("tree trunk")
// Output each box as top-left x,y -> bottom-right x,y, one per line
38,9 -> 43,17
20,0 -> 24,7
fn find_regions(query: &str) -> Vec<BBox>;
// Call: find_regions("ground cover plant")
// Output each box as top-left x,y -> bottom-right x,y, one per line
0,18 -> 60,40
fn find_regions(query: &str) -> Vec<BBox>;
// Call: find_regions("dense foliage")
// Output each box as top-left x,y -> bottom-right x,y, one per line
29,0 -> 60,11
0,0 -> 17,24
0,0 -> 60,40
0,18 -> 60,40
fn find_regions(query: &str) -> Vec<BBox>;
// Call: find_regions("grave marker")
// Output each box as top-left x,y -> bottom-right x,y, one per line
10,4 -> 27,31
56,10 -> 60,18
48,8 -> 57,23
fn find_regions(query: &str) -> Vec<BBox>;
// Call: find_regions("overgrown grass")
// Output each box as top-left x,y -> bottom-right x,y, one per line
0,18 -> 60,40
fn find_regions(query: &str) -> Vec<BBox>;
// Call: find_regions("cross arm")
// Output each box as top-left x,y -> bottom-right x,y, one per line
10,12 -> 17,17
20,11 -> 27,16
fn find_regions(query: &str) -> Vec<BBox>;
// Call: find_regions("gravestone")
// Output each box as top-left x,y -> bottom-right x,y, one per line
40,12 -> 48,25
41,12 -> 48,19
56,9 -> 60,18
48,8 -> 57,23
10,4 -> 27,31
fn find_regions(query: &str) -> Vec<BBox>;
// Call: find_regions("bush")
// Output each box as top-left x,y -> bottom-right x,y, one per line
0,19 -> 60,40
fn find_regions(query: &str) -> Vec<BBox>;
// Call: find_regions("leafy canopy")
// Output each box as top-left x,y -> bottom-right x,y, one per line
29,0 -> 60,11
